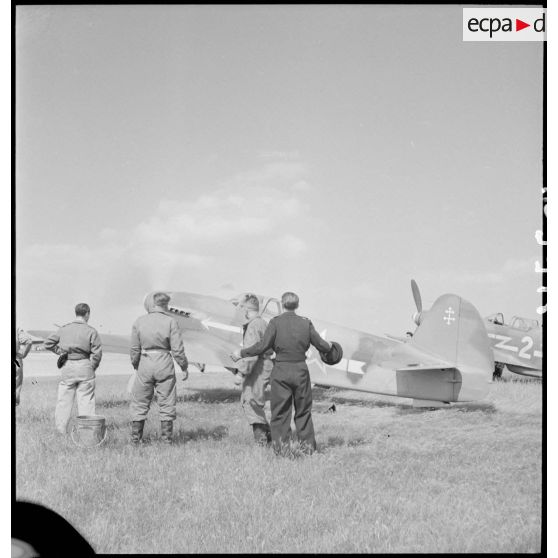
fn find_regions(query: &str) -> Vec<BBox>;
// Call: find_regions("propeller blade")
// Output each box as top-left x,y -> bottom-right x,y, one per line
411,279 -> 422,313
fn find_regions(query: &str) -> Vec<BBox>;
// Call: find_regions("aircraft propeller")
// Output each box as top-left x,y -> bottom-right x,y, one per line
411,279 -> 423,326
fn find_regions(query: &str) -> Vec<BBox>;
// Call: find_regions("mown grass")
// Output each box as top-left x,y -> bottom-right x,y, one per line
15,366 -> 542,554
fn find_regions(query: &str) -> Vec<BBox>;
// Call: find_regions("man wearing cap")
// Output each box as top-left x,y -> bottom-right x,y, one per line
15,327 -> 33,406
236,294 -> 273,445
44,303 -> 102,434
231,292 -> 331,454
129,292 -> 188,445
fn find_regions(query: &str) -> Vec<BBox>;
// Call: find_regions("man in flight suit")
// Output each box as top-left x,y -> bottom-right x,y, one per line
44,303 -> 102,434
129,292 -> 188,445
236,294 -> 273,445
232,292 -> 331,454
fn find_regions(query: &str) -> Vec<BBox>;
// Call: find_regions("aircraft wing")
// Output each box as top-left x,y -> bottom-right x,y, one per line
28,330 -> 237,370
27,330 -> 55,342
96,330 -> 238,369
180,329 -> 239,369
383,334 -> 407,343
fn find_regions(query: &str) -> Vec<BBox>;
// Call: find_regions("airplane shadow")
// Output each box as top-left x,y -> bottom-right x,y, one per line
97,388 -> 242,409
172,425 -> 229,444
317,435 -> 368,451
102,425 -> 230,446
177,388 -> 241,404
448,402 -> 497,414
311,389 -> 497,415
97,398 -> 129,409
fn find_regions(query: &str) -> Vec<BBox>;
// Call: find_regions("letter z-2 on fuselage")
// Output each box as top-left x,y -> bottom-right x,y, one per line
485,314 -> 542,379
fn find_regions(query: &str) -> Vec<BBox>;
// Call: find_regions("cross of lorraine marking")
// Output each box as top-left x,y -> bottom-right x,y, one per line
444,307 -> 456,325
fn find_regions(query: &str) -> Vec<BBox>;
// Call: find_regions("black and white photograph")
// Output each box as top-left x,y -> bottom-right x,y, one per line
13,4 -> 545,554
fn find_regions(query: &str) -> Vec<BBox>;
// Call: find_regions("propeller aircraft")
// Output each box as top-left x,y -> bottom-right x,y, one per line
29,282 -> 494,407
408,280 -> 542,380
484,313 -> 542,379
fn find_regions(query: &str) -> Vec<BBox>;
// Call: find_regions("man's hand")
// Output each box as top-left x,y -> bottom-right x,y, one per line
182,367 -> 189,381
233,374 -> 243,386
230,349 -> 242,362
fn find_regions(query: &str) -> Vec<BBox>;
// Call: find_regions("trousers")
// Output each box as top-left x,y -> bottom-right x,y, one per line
240,359 -> 270,426
270,361 -> 316,451
55,359 -> 96,434
15,358 -> 23,405
130,353 -> 177,421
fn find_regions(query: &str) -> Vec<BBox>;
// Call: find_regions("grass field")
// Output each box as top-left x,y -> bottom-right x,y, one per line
15,355 -> 542,553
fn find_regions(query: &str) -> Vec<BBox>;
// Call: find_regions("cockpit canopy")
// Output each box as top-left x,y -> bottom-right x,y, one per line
486,312 -> 539,331
486,312 -> 505,325
509,316 -> 540,331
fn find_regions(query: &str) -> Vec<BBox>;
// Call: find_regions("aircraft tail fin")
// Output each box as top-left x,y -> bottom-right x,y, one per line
409,294 -> 493,400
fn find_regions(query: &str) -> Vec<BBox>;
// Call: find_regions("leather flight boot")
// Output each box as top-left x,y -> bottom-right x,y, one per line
131,420 -> 145,445
161,420 -> 173,444
264,424 -> 272,445
252,424 -> 268,445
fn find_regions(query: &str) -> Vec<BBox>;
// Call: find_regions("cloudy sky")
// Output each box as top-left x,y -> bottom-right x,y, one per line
15,5 -> 543,335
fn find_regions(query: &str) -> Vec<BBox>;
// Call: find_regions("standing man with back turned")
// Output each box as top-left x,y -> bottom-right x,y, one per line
44,303 -> 102,434
129,292 -> 188,445
232,292 -> 331,454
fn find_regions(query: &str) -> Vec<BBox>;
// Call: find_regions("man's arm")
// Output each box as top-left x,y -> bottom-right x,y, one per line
44,329 -> 63,355
130,322 -> 141,370
169,319 -> 188,371
17,329 -> 32,359
89,330 -> 103,371
237,320 -> 263,375
309,321 -> 331,353
240,320 -> 277,358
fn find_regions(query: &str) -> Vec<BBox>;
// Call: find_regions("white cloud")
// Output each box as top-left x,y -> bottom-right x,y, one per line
18,162 -> 317,310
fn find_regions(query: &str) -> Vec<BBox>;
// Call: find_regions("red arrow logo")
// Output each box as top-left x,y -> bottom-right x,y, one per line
516,19 -> 530,31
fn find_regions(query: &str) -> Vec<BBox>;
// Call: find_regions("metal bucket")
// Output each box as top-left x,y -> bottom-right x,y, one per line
70,415 -> 107,448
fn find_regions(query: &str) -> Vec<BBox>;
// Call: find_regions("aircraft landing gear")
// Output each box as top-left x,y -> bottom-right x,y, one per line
493,362 -> 505,381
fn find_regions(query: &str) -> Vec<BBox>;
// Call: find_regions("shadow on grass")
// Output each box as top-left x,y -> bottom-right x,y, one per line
97,398 -> 129,409
317,435 -> 368,451
177,389 -> 240,404
173,425 -> 229,444
96,387 -> 242,409
312,388 -> 497,415
94,424 -> 229,448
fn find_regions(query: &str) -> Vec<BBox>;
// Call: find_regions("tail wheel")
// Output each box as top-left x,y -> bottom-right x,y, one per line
493,362 -> 505,381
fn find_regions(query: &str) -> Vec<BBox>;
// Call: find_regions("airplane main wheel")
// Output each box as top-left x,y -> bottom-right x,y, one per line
493,363 -> 505,381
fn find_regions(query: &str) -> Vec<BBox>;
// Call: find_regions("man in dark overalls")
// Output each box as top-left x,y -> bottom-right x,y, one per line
232,292 -> 331,453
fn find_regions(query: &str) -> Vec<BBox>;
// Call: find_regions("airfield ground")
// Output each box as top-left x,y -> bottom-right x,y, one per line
15,354 -> 542,553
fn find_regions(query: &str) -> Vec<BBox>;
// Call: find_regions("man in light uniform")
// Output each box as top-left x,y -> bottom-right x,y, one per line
236,294 -> 273,444
15,327 -> 32,406
129,292 -> 188,445
44,303 -> 102,434
232,292 -> 331,454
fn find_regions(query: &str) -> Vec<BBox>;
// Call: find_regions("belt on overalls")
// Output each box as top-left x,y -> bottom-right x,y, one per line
141,349 -> 171,357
